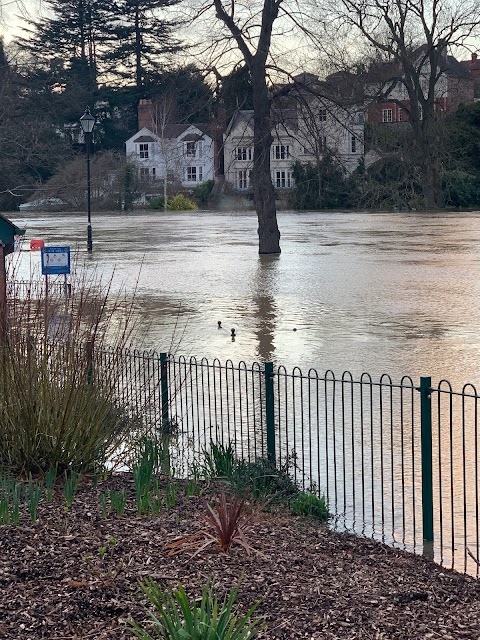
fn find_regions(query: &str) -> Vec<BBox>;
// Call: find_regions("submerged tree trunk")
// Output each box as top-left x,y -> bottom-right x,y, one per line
211,0 -> 282,254
252,64 -> 281,254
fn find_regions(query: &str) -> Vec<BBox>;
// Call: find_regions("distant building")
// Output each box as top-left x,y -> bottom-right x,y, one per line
125,123 -> 215,195
365,48 -> 475,124
223,74 -> 365,193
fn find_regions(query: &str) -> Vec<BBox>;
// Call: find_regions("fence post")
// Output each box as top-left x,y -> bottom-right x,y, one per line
419,376 -> 434,550
160,352 -> 170,430
265,361 -> 276,465
86,339 -> 94,385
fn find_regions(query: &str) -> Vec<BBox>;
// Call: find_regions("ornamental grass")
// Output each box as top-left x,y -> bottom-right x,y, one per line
0,263 -> 144,474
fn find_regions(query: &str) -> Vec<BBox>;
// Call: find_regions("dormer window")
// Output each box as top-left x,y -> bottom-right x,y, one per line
139,143 -> 149,159
184,140 -> 203,158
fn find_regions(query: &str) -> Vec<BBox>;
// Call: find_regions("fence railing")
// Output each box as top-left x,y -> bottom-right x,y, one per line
90,346 -> 480,576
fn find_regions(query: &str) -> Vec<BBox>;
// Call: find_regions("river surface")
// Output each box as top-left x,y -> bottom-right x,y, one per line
11,208 -> 480,388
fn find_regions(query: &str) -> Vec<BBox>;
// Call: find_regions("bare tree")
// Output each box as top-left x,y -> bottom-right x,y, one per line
325,0 -> 480,209
207,0 -> 283,253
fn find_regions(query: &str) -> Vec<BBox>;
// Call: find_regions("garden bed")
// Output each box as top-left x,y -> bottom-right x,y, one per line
0,474 -> 479,639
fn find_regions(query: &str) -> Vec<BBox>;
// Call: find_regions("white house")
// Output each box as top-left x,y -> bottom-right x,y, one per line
223,82 -> 364,193
223,110 -> 303,192
125,123 -> 215,191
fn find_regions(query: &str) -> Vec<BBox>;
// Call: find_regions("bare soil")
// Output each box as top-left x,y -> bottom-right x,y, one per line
1,475 -> 479,640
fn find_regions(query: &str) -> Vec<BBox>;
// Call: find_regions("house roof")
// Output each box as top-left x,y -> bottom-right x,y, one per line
180,133 -> 205,142
133,135 -> 156,143
277,72 -> 365,107
224,110 -> 254,138
163,123 -> 213,140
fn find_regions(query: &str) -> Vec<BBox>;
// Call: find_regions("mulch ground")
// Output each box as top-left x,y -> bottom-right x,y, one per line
1,474 -> 479,640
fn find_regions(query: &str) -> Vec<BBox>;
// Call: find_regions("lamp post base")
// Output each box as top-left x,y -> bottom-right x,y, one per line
87,224 -> 93,253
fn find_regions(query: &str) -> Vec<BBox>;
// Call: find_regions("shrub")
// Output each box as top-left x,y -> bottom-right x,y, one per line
129,579 -> 263,639
290,491 -> 329,520
229,457 -> 299,503
166,194 -> 197,211
193,179 -> 215,205
167,491 -> 254,557
149,196 -> 165,210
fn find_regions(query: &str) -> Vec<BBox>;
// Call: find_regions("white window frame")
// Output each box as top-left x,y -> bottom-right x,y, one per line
318,108 -> 327,121
318,136 -> 327,153
273,145 -> 290,160
198,165 -> 203,182
238,169 -> 249,189
186,166 -> 197,182
185,142 -> 196,158
382,108 -> 393,123
139,143 -> 149,159
274,170 -> 292,189
351,135 -> 357,153
235,147 -> 252,161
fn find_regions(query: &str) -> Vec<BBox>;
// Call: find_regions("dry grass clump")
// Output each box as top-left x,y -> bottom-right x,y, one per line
0,263 -> 143,474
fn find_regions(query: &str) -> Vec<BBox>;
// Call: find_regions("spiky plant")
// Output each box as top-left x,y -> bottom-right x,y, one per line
129,579 -> 263,639
166,491 -> 254,557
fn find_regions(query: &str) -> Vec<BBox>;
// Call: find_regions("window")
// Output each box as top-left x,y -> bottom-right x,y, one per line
398,107 -> 404,122
152,167 -> 156,177
273,145 -> 290,160
318,108 -> 327,121
235,147 -> 252,161
139,167 -> 149,178
139,143 -> 149,159
238,169 -> 250,189
185,142 -> 196,158
198,166 -> 203,182
382,109 -> 393,123
274,171 -> 292,189
186,166 -> 197,182
351,135 -> 357,153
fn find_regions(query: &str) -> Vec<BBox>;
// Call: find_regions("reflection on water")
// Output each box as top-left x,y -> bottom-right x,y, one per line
252,255 -> 278,361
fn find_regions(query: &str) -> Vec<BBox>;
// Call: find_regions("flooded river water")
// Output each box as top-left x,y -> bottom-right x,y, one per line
12,208 -> 480,387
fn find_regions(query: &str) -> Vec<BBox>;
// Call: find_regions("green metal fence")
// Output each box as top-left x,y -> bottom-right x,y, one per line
93,346 -> 480,576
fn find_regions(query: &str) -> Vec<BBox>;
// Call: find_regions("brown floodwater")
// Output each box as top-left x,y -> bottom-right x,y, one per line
11,208 -> 480,387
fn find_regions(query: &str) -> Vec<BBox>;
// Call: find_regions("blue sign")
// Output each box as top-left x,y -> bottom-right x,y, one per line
41,246 -> 71,275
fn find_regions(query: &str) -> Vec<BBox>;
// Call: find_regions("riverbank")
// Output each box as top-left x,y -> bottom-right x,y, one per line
1,474 -> 479,639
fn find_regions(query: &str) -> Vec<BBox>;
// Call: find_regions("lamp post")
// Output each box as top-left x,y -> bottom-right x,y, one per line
79,107 -> 96,253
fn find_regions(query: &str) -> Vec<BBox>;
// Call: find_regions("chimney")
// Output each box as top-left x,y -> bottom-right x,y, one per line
137,99 -> 153,131
472,53 -> 478,62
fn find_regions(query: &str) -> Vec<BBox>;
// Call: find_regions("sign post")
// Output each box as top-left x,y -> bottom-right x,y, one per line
41,246 -> 71,277
41,247 -> 71,341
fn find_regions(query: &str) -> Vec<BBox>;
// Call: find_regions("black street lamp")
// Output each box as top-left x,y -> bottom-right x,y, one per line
79,107 -> 96,253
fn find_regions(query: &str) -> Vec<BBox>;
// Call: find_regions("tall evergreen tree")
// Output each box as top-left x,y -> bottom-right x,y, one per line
103,0 -> 183,90
147,65 -> 214,122
15,0 -> 111,91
